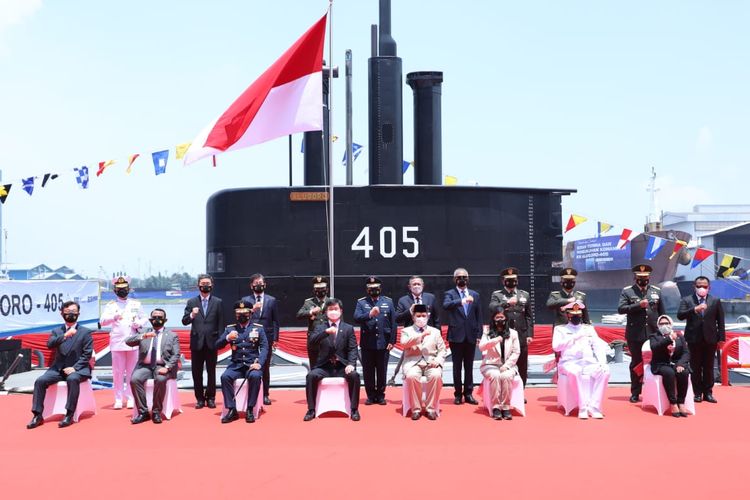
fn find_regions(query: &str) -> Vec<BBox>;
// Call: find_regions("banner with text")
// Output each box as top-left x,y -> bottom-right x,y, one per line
572,235 -> 631,272
0,280 -> 100,336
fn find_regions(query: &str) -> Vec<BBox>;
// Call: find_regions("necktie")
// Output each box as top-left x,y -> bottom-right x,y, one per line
330,323 -> 337,364
202,298 -> 208,316
461,290 -> 469,315
148,334 -> 158,369
415,296 -> 421,305
699,297 -> 706,317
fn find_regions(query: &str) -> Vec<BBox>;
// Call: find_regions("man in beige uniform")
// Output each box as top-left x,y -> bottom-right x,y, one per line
400,304 -> 446,420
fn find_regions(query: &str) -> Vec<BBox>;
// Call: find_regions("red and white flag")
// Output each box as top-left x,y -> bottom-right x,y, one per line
184,14 -> 327,165
616,228 -> 635,250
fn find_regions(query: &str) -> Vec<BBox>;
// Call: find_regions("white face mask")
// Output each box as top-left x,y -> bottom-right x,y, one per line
658,324 -> 672,335
326,309 -> 341,322
696,287 -> 708,298
414,317 -> 428,328
410,285 -> 423,296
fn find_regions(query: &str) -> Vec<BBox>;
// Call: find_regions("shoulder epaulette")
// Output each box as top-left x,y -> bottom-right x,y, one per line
622,286 -> 633,291
650,285 -> 661,290
357,296 -> 367,301
577,291 -> 586,296
491,289 -> 502,295
226,324 -> 236,328
253,323 -> 263,327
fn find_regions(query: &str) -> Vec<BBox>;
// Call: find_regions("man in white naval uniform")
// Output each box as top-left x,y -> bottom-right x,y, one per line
552,301 -> 610,419
100,276 -> 149,409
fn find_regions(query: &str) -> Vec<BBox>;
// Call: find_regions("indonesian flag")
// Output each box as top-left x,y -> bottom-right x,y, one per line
184,14 -> 327,165
564,214 -> 587,233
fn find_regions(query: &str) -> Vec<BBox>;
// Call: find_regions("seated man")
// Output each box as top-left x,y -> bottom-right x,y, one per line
552,302 -> 610,419
216,301 -> 268,424
28,301 -> 94,429
304,298 -> 361,422
479,306 -> 520,420
126,309 -> 180,424
400,303 -> 446,420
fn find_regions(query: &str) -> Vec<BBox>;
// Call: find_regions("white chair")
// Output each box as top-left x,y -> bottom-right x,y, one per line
401,375 -> 441,417
221,380 -> 264,420
42,380 -> 97,423
739,337 -> 750,363
481,375 -> 525,417
131,378 -> 182,419
315,377 -> 352,417
641,341 -> 696,416
556,371 -> 579,416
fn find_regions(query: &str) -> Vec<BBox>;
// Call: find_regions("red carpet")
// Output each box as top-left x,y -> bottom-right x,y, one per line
1,385 -> 747,498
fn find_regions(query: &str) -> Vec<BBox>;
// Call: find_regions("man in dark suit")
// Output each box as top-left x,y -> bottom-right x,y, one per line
216,301 -> 269,423
617,264 -> 665,402
395,275 -> 441,329
181,273 -> 224,409
126,309 -> 181,424
489,267 -> 533,386
546,267 -> 590,327
296,275 -> 330,367
354,276 -> 397,405
27,301 -> 93,429
443,267 -> 483,405
677,276 -> 725,403
304,298 -> 361,421
241,273 -> 280,406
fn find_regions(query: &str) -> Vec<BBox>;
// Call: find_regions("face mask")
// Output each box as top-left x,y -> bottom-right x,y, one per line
658,324 -> 672,335
562,281 -> 575,291
63,313 -> 79,324
252,284 -> 265,293
494,319 -> 506,329
504,280 -> 517,289
414,317 -> 428,328
636,279 -> 649,288
455,278 -> 468,288
237,314 -> 250,324
115,288 -> 129,298
368,287 -> 381,297
569,316 -> 582,325
149,318 -> 165,329
326,309 -> 342,322
410,285 -> 423,296
696,287 -> 708,298
199,285 -> 212,293
315,289 -> 327,299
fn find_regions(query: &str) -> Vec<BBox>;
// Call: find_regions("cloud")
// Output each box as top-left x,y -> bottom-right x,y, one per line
653,174 -> 714,213
0,0 -> 42,55
695,125 -> 713,153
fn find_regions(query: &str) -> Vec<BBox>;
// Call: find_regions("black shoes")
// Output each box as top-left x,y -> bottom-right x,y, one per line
351,410 -> 361,421
425,411 -> 437,420
263,396 -> 272,406
704,394 -> 718,403
207,399 -> 216,409
672,411 -> 681,418
221,408 -> 239,424
152,413 -> 163,424
694,395 -> 703,403
377,397 -> 387,405
492,408 -> 502,420
365,399 -> 375,405
27,414 -> 44,429
629,395 -> 639,403
411,410 -> 421,420
195,400 -> 205,409
131,412 -> 151,425
303,410 -> 316,421
245,408 -> 256,423
464,395 -> 479,405
59,413 -> 74,428
501,409 -> 512,420
454,397 -> 463,405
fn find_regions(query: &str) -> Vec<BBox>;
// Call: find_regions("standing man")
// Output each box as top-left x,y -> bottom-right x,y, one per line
617,264 -> 665,403
400,304 -> 446,420
100,276 -> 148,409
182,274 -> 224,409
304,298 -> 361,421
546,268 -> 590,327
127,309 -> 181,424
241,273 -> 279,406
443,268 -> 483,405
27,301 -> 93,429
489,267 -> 533,386
677,276 -> 725,403
216,301 -> 268,423
395,275 -> 441,329
296,275 -> 330,367
354,276 -> 397,405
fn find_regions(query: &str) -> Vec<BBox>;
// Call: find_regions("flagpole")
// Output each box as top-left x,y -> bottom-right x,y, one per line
327,0 -> 335,297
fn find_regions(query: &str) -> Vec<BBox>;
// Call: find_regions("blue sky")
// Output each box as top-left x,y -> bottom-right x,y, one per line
0,0 -> 748,279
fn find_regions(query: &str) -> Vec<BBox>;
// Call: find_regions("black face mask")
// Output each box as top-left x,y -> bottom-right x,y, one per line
455,278 -> 468,288
115,288 -> 129,298
504,280 -> 517,289
569,316 -> 583,325
63,313 -> 79,324
237,314 -> 250,324
562,281 -> 575,291
252,284 -> 265,293
368,287 -> 381,297
636,278 -> 649,288
149,318 -> 165,329
199,285 -> 212,293
314,289 -> 327,299
494,320 -> 506,329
